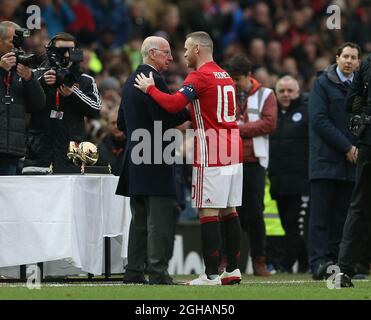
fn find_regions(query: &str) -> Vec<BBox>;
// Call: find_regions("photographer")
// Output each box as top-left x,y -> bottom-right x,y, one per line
0,21 -> 45,175
338,53 -> 371,287
23,32 -> 101,174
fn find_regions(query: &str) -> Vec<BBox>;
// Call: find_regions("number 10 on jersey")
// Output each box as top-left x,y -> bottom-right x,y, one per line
216,85 -> 237,123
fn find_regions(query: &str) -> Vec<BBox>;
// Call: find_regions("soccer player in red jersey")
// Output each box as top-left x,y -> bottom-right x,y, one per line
135,32 -> 243,285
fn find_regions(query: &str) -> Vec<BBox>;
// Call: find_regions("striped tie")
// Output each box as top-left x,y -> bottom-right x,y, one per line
343,80 -> 351,88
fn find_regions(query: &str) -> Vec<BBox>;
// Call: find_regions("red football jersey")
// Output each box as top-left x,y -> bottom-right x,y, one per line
180,61 -> 242,167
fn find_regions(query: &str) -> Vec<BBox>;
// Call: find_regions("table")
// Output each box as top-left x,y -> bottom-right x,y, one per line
0,175 -> 131,275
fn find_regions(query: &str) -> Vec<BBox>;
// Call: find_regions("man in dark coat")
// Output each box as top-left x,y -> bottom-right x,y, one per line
0,21 -> 45,175
269,75 -> 309,273
116,36 -> 190,285
338,52 -> 371,287
308,42 -> 361,280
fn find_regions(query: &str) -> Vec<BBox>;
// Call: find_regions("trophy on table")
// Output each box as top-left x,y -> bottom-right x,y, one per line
67,141 -> 111,174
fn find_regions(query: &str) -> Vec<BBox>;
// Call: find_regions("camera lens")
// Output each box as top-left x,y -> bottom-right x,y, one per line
55,67 -> 76,87
17,54 -> 39,69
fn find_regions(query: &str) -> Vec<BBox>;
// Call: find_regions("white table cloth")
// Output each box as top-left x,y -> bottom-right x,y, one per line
0,175 -> 131,275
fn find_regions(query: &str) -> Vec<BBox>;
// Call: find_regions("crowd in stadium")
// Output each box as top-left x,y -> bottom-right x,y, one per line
1,0 -> 371,283
1,0 -> 368,144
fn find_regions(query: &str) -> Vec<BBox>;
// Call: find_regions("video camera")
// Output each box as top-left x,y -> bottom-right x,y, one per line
46,46 -> 83,87
12,28 -> 39,69
349,113 -> 371,137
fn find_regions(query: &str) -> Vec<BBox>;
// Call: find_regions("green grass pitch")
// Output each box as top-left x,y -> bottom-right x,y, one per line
0,274 -> 370,300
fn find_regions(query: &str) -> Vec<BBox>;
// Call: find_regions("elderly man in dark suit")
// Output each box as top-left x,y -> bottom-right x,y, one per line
116,36 -> 190,285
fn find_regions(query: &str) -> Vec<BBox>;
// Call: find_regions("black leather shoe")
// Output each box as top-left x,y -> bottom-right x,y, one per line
149,281 -> 178,286
338,273 -> 354,288
122,276 -> 148,285
312,261 -> 334,280
149,277 -> 180,285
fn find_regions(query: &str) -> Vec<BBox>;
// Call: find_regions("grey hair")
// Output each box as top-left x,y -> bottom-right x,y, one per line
140,37 -> 160,61
275,75 -> 300,92
0,21 -> 21,40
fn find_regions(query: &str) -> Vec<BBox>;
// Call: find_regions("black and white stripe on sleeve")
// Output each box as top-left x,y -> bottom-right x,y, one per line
72,74 -> 102,110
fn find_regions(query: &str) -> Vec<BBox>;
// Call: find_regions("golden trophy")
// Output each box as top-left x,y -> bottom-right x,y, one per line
67,141 -> 111,174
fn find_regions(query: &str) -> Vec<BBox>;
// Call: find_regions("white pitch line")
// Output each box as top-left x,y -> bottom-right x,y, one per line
241,280 -> 370,284
0,279 -> 369,288
0,282 -> 125,288
241,280 -> 313,285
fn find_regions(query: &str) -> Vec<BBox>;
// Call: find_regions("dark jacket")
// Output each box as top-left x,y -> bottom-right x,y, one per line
116,64 -> 190,197
0,68 -> 45,161
346,53 -> 371,146
24,71 -> 101,172
268,93 -> 309,198
96,133 -> 125,176
308,64 -> 356,181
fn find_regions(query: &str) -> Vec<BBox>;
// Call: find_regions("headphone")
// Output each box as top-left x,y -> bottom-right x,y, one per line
46,33 -> 77,50
45,35 -> 58,50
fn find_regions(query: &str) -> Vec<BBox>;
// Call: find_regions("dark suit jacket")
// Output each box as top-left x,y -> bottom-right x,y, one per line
269,94 -> 309,198
116,64 -> 190,197
308,64 -> 356,182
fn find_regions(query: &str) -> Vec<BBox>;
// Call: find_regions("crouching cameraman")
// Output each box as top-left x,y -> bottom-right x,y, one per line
23,32 -> 101,174
338,53 -> 371,287
0,21 -> 45,175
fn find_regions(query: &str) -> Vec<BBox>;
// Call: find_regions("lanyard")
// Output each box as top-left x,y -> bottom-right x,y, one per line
55,90 -> 60,109
238,91 -> 248,115
3,71 -> 11,95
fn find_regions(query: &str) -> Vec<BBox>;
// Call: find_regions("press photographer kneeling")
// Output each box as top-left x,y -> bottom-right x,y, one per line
23,32 -> 101,174
0,21 -> 45,176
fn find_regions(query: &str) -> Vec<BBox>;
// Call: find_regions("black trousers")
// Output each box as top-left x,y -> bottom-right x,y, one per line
308,179 -> 354,271
276,194 -> 309,272
237,162 -> 267,257
125,196 -> 178,282
339,145 -> 371,276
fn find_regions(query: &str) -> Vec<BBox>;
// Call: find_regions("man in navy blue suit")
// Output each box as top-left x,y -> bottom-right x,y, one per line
116,36 -> 190,285
308,42 -> 360,280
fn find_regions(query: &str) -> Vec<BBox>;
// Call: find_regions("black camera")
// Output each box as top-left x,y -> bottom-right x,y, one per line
12,28 -> 39,69
46,46 -> 83,87
12,28 -> 30,48
349,114 -> 367,137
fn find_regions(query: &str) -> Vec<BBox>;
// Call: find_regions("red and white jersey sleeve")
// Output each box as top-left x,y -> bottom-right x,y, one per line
179,62 -> 242,167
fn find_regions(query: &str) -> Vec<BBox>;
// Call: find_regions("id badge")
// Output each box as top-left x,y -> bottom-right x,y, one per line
50,109 -> 64,120
2,95 -> 14,105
